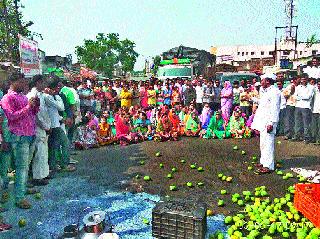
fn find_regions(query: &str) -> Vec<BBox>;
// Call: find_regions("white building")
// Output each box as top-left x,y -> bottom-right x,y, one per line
211,43 -> 320,67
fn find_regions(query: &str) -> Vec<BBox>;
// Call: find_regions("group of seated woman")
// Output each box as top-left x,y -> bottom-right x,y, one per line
73,103 -> 256,148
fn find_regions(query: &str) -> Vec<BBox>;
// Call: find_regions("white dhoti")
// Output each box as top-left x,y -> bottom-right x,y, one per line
30,128 -> 49,179
259,127 -> 276,170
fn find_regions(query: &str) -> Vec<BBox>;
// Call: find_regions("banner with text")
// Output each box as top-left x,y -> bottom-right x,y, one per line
19,35 -> 41,77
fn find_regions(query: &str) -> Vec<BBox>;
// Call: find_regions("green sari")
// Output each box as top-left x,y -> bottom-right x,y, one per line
204,113 -> 230,139
185,115 -> 199,133
228,116 -> 251,138
107,116 -> 116,136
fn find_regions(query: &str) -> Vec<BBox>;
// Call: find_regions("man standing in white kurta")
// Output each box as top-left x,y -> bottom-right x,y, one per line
251,74 -> 281,174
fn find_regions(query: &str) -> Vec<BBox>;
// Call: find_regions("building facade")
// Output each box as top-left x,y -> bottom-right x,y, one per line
211,43 -> 320,72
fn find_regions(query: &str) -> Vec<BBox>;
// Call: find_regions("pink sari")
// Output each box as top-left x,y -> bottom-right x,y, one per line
140,87 -> 148,108
115,116 -> 130,139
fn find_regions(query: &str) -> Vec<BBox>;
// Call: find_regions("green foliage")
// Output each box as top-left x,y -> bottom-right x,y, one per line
151,55 -> 161,75
0,0 -> 35,63
75,33 -> 139,78
306,34 -> 319,48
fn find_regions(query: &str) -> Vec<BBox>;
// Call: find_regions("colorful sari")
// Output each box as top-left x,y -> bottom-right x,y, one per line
139,87 -> 148,108
168,110 -> 181,139
204,112 -> 230,139
199,106 -> 212,129
115,116 -> 130,138
221,81 -> 233,122
106,116 -> 116,136
228,114 -> 251,138
185,113 -> 200,135
154,115 -> 173,141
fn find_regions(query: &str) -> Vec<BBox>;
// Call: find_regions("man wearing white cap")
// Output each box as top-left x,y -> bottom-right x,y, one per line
251,74 -> 281,174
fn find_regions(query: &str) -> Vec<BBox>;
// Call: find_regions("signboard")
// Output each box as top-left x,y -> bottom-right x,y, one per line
18,35 -> 41,77
160,58 -> 191,65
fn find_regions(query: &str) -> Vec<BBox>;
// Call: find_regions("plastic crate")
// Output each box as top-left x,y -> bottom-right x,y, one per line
294,183 -> 320,228
152,200 -> 207,239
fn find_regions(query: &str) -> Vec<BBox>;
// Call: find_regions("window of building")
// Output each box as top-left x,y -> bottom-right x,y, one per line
269,51 -> 274,55
246,52 -> 248,55
251,52 -> 255,55
312,50 -> 318,55
300,51 -> 303,55
237,52 -> 240,55
261,51 -> 264,55
242,52 -> 244,56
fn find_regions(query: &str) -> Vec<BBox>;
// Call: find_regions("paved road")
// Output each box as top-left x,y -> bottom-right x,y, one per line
1,143 -> 227,239
1,144 -> 154,238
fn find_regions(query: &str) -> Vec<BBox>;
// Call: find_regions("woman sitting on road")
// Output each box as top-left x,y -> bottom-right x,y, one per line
199,103 -> 212,130
154,113 -> 174,141
202,110 -> 230,139
115,113 -> 140,146
185,112 -> 201,137
228,107 -> 251,138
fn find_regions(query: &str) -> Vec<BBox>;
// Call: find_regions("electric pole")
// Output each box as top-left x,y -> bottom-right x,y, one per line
274,0 -> 298,65
284,0 -> 296,39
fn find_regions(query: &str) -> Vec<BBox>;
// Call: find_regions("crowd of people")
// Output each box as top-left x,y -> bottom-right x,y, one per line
0,58 -> 319,230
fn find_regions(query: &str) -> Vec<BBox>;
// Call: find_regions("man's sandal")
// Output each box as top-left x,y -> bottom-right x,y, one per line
254,167 -> 273,175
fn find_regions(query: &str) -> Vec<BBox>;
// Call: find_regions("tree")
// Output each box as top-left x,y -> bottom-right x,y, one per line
0,0 -> 36,63
75,33 -> 139,78
306,34 -> 320,48
151,55 -> 161,75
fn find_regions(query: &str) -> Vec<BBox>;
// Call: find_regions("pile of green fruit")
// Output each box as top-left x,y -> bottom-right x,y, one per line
223,185 -> 319,239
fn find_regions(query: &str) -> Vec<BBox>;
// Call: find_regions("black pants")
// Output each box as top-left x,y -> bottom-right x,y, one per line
284,106 -> 295,138
294,107 -> 312,140
276,108 -> 285,136
311,113 -> 320,142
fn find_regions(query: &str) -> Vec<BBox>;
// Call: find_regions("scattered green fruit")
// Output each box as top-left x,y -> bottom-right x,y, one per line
197,167 -> 204,172
186,182 -> 193,187
169,185 -> 177,191
207,209 -> 214,216
218,199 -> 225,207
226,176 -> 233,182
18,218 -> 26,227
155,152 -> 161,157
233,145 -> 238,150
143,176 -> 151,181
142,218 -> 150,224
171,167 -> 177,172
159,163 -> 164,168
167,173 -> 173,179
35,192 -> 42,199
221,189 -> 227,195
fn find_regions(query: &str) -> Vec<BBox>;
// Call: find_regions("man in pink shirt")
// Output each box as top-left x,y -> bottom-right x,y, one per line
1,73 -> 39,209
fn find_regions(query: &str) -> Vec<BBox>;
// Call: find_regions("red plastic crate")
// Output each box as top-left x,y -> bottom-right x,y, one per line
294,183 -> 320,228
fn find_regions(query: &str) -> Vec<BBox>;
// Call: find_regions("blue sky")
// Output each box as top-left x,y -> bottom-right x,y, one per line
21,0 -> 320,70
